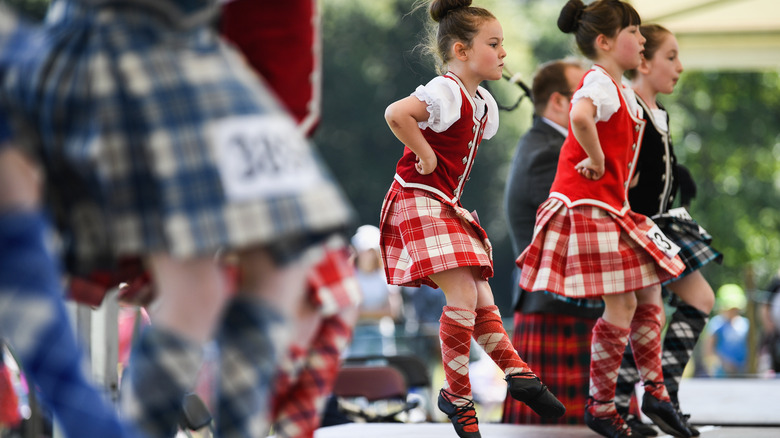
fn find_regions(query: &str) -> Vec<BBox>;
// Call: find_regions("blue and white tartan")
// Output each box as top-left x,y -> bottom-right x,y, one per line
0,0 -> 353,275
652,214 -> 722,282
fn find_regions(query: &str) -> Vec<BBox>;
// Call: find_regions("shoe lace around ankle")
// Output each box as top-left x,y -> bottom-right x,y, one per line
587,397 -> 633,435
453,402 -> 478,427
506,371 -> 537,381
443,390 -> 479,427
612,415 -> 630,433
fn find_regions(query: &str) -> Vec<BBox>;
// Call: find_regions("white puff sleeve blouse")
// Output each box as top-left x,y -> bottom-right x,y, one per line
412,76 -> 499,139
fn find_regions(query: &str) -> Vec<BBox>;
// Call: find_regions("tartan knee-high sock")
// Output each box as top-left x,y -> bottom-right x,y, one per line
473,305 -> 531,376
272,313 -> 353,438
440,306 -> 476,404
272,345 -> 308,416
216,295 -> 288,438
121,326 -> 204,438
614,343 -> 640,417
629,304 -> 670,402
662,303 -> 708,405
588,318 -> 630,418
0,211 -> 141,438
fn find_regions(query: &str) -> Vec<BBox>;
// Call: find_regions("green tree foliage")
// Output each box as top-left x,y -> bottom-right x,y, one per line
664,71 -> 780,290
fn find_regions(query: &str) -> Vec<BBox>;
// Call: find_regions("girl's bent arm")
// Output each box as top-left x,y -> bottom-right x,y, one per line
385,96 -> 437,175
569,98 -> 605,180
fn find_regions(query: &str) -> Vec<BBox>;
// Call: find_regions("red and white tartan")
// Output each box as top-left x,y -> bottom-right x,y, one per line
518,199 -> 684,298
379,182 -> 493,288
306,235 -> 362,317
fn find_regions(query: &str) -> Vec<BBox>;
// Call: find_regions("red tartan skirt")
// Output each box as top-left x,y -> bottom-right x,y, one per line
379,182 -> 493,288
306,235 -> 362,317
502,312 -> 596,425
517,199 -> 684,298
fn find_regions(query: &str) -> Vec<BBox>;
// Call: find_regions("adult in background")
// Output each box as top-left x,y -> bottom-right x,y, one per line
502,59 -> 602,425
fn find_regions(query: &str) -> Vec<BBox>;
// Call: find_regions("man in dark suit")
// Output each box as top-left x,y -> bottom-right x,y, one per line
502,59 -> 603,425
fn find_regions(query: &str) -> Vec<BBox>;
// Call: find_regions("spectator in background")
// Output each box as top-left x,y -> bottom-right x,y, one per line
502,59 -> 601,425
346,225 -> 403,357
704,284 -> 749,377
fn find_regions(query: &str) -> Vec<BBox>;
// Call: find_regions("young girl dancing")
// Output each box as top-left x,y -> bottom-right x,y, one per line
614,24 -> 722,437
380,1 -> 564,437
517,1 -> 692,437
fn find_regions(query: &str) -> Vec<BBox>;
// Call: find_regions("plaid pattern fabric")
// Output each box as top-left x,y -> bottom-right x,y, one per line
440,306 -> 476,401
616,303 -> 709,414
269,238 -> 358,437
380,182 -> 493,288
473,305 -> 530,376
653,215 -> 723,281
662,304 -> 708,404
305,235 -> 361,317
216,295 -> 287,438
614,344 -> 641,418
120,325 -> 204,438
0,0 -> 352,275
271,312 -> 354,438
588,318 -> 630,418
629,304 -> 670,401
0,211 -> 141,438
518,199 -> 685,298
502,312 -> 596,425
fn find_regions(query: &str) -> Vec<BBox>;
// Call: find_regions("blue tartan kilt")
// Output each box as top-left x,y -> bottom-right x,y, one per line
653,214 -> 723,283
0,1 -> 352,274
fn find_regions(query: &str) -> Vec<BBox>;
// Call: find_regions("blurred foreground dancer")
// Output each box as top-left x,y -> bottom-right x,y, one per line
0,105 -> 144,437
221,1 -> 361,436
0,1 -> 354,437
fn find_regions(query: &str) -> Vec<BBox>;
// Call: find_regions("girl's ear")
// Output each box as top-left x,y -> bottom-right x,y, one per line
595,34 -> 611,53
637,56 -> 651,75
453,41 -> 469,61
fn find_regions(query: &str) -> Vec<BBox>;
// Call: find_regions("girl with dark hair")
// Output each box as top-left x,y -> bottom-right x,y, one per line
517,1 -> 692,436
614,24 -> 722,437
380,1 -> 564,436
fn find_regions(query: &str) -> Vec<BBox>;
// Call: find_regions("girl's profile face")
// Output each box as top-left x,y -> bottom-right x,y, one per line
610,25 -> 646,71
464,18 -> 506,82
642,33 -> 684,95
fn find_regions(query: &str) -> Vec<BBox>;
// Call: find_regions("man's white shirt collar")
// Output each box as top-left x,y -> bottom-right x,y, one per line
541,117 -> 568,137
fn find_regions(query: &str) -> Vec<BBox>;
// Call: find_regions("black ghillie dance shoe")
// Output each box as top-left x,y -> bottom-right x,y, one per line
506,372 -> 566,418
437,389 -> 481,438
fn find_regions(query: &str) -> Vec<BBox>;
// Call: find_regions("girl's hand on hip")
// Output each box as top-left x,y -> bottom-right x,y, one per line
415,153 -> 437,175
575,157 -> 604,180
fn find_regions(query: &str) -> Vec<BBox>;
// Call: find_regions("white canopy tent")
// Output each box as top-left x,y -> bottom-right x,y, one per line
630,0 -> 780,71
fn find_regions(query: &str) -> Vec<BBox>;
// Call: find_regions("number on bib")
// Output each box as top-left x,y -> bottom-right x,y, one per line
646,223 -> 681,258
213,114 -> 322,201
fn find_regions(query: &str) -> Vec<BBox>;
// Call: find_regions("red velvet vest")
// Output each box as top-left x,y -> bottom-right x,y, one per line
394,74 -> 490,206
549,67 -> 646,216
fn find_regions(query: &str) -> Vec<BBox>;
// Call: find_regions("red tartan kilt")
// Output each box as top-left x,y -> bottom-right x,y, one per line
379,182 -> 492,288
502,312 -> 596,425
518,199 -> 684,298
306,236 -> 362,317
